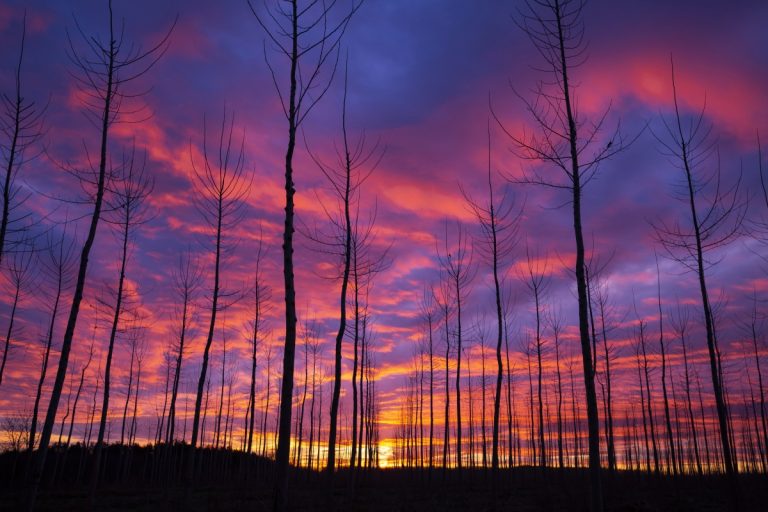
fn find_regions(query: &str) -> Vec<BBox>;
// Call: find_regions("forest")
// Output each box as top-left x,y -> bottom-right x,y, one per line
0,0 -> 767,510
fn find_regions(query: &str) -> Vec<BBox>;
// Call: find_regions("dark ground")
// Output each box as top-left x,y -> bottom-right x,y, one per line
0,447 -> 764,511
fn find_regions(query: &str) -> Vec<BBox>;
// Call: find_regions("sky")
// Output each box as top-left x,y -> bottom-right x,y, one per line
0,0 -> 767,467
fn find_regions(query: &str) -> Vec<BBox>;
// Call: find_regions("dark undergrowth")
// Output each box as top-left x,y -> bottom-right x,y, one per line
0,446 -> 763,511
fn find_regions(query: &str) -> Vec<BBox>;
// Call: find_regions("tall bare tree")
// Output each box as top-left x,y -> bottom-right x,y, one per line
65,340 -> 94,447
0,243 -> 34,389
671,303 -> 702,474
436,273 -> 453,476
246,234 -> 270,454
463,123 -> 520,474
304,62 -> 381,475
590,269 -> 619,473
493,0 -> 632,507
188,109 -> 248,474
634,310 -> 660,474
521,247 -> 549,468
29,3 -> 172,503
745,294 -> 768,473
652,61 -> 745,489
91,148 -> 152,494
654,253 -> 677,474
549,307 -> 565,469
420,287 -> 437,474
1,12 -> 44,268
166,251 -> 202,445
247,2 -> 360,505
437,221 -> 473,474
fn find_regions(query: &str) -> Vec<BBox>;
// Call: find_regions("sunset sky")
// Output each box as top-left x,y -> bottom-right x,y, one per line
0,0 -> 767,466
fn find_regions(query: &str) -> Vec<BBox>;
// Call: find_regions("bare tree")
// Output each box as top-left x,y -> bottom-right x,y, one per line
127,320 -> 147,447
463,123 -> 520,474
29,2 -> 172,502
745,293 -> 768,473
187,109 -> 248,475
652,60 -> 745,488
0,244 -> 34,389
492,1 -> 632,506
303,62 -> 381,475
634,308 -> 660,474
166,251 -> 202,445
589,266 -> 620,473
436,273 -> 453,476
246,235 -> 270,454
671,303 -> 702,474
549,307 -> 565,469
420,287 -> 437,474
521,246 -> 549,468
247,1 -> 360,506
91,148 -> 152,494
213,322 -> 229,449
653,253 -> 677,474
437,221 -> 473,474
66,341 -> 95,447
294,316 -> 317,466
1,12 -> 45,267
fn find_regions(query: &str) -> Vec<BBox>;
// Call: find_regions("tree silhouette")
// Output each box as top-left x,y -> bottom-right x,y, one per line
0,11 -> 45,268
463,123 -> 520,475
0,242 -> 35,389
28,2 -> 172,505
493,0 -> 632,507
90,147 -> 152,497
652,60 -> 745,498
437,221 -> 473,474
187,109 -> 248,479
247,1 -> 360,506
166,250 -> 202,446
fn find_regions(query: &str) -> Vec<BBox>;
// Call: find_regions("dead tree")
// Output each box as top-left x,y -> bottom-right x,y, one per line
503,299 -> 516,467
66,341 -> 95,447
29,3 -> 172,502
166,251 -> 202,445
437,221 -> 473,473
652,60 -> 745,487
436,272 -> 453,475
214,324 -> 229,450
493,1 -> 632,507
127,321 -> 147,447
120,325 -> 138,446
295,317 -> 318,466
634,328 -> 651,473
91,148 -> 153,493
477,320 -> 489,469
1,12 -> 44,268
525,337 -> 537,465
549,307 -> 565,468
420,287 -> 437,473
745,294 -> 768,472
589,269 -> 619,473
463,124 -> 520,474
260,344 -> 273,457
302,62 -> 381,475
671,304 -> 702,474
654,253 -> 677,474
348,217 -> 389,472
0,244 -> 34,389
188,109 -> 248,473
246,235 -> 270,453
306,333 -> 321,470
247,2 -> 360,505
635,313 -> 660,474
523,247 -> 549,468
